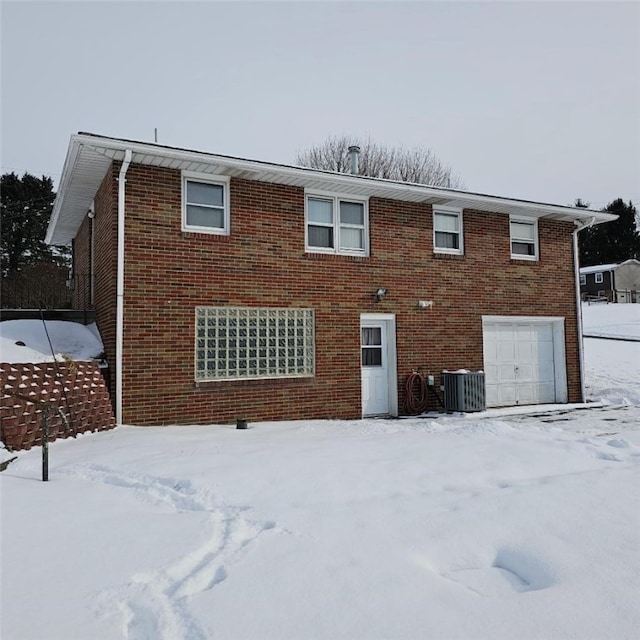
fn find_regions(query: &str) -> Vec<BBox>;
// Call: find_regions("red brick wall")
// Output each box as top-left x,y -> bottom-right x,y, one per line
72,163 -> 582,424
91,164 -> 581,425
0,361 -> 116,451
73,215 -> 91,309
91,169 -> 118,397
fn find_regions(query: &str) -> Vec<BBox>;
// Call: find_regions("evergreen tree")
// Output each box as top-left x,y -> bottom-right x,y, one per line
1,172 -> 69,276
578,198 -> 640,267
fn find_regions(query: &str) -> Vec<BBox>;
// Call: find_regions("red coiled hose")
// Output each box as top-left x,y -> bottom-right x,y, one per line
404,371 -> 429,414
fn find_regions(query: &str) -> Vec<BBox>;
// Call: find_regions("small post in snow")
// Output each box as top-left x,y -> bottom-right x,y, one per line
42,404 -> 49,482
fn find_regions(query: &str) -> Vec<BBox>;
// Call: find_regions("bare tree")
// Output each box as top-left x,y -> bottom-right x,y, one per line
296,136 -> 463,188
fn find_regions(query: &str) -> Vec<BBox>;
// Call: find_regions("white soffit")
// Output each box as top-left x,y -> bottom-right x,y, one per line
46,133 -> 618,245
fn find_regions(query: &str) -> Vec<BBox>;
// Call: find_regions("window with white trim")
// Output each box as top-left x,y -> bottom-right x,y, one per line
306,193 -> 368,255
182,172 -> 230,234
595,272 -> 603,284
510,217 -> 538,260
579,274 -> 586,286
433,207 -> 463,254
195,307 -> 315,381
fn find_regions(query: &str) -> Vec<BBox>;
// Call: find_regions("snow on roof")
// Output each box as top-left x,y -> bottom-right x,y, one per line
0,320 -> 104,364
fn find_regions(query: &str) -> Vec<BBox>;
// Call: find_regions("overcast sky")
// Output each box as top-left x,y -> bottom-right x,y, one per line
1,1 -> 639,209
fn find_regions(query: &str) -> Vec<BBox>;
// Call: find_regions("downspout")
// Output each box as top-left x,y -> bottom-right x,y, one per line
88,202 -> 95,307
573,216 -> 595,403
116,150 -> 132,424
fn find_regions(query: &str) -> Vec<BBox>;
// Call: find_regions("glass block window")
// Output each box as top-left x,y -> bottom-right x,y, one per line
195,307 -> 315,381
306,193 -> 368,255
510,218 -> 538,260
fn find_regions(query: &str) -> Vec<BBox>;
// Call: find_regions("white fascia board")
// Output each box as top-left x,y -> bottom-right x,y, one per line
73,135 -> 619,222
579,263 -> 619,274
45,137 -> 83,244
48,133 -> 618,246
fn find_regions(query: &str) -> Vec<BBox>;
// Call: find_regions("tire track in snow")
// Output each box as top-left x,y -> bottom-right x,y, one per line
59,463 -> 276,640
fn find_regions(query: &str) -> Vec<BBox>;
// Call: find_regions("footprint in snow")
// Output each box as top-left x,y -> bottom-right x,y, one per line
441,548 -> 553,598
61,463 -> 277,640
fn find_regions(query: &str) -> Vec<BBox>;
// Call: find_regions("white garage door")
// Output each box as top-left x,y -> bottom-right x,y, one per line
483,319 -> 563,407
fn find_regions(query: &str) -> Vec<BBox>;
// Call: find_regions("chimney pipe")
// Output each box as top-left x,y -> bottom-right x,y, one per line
348,145 -> 360,175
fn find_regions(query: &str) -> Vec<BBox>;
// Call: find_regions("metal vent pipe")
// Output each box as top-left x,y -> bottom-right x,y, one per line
348,145 -> 360,175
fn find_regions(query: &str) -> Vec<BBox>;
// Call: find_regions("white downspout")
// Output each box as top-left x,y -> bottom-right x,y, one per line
116,150 -> 132,424
573,216 -> 595,403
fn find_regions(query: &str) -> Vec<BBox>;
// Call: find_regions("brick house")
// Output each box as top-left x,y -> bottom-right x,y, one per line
46,133 -> 616,425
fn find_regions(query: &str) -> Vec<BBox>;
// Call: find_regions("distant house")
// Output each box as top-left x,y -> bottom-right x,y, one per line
580,259 -> 640,303
46,132 -> 617,426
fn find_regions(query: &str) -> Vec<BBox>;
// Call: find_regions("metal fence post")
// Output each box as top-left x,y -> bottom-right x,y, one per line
42,404 -> 49,482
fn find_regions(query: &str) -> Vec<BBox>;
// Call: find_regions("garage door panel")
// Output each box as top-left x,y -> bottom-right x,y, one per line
537,324 -> 553,340
518,363 -> 535,381
497,385 -> 517,405
517,384 -> 536,404
538,383 -> 556,401
484,319 -> 563,408
539,342 -> 554,361
497,343 -> 516,361
498,364 -> 516,382
516,342 -> 533,360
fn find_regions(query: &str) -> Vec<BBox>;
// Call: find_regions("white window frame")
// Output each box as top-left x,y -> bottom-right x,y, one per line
579,274 -> 586,286
195,307 -> 315,381
305,190 -> 369,256
509,216 -> 538,261
182,171 -> 230,235
433,206 -> 464,255
595,272 -> 603,284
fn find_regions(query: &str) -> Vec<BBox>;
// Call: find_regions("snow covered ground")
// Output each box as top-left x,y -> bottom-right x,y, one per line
1,305 -> 639,640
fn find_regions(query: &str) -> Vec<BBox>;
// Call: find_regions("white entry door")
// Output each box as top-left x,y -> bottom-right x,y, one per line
483,318 -> 566,407
361,315 -> 397,416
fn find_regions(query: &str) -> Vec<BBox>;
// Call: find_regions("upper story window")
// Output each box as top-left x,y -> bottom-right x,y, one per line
580,274 -> 586,286
510,217 -> 538,260
433,207 -> 463,255
595,272 -> 603,284
182,172 -> 230,234
305,192 -> 368,256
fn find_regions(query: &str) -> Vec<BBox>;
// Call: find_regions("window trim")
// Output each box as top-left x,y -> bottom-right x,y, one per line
433,206 -> 464,255
194,306 -> 315,382
595,272 -> 603,284
305,189 -> 369,256
579,274 -> 586,286
182,171 -> 230,235
509,216 -> 539,261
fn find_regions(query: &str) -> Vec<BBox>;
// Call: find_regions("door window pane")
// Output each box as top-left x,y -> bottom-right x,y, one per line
362,348 -> 382,366
362,327 -> 382,366
362,327 -> 381,346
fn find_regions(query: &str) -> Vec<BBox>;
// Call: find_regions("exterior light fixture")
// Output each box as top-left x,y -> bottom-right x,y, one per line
375,288 -> 388,302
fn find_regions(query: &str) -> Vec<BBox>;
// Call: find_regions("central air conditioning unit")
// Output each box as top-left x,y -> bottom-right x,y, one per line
441,371 -> 486,412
